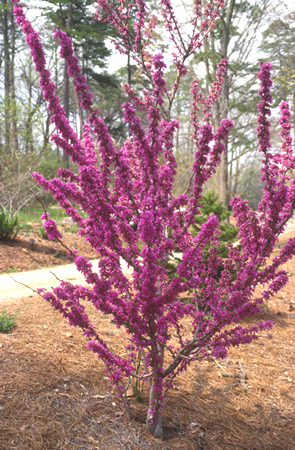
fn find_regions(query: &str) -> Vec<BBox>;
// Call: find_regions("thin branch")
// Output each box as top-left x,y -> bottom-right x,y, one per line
8,274 -> 40,296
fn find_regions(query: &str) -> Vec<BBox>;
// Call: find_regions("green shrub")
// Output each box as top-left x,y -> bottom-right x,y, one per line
0,207 -> 20,241
167,190 -> 240,282
0,310 -> 17,333
19,206 -> 67,223
39,225 -> 49,240
190,189 -> 239,259
63,224 -> 79,234
20,222 -> 32,233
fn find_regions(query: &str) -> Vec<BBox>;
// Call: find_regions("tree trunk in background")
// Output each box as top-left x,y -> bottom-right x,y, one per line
127,50 -> 132,136
214,0 -> 235,211
3,0 -> 11,153
127,50 -> 132,86
63,4 -> 72,168
54,39 -> 60,161
10,7 -> 18,154
63,61 -> 70,167
42,114 -> 51,154
73,43 -> 84,140
25,62 -> 33,153
74,89 -> 84,140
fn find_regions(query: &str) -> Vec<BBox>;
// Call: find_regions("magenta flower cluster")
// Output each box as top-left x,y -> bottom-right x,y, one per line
12,0 -> 295,436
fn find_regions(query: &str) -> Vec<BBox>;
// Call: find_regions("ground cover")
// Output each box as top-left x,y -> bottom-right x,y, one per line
0,231 -> 294,448
18,206 -> 69,225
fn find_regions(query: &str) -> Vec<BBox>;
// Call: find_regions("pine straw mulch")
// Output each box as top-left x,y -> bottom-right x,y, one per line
0,287 -> 295,448
0,222 -> 98,274
0,231 -> 295,448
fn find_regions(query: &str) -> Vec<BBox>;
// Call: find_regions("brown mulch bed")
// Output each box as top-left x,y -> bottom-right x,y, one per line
0,224 -> 98,274
0,229 -> 294,448
0,288 -> 295,448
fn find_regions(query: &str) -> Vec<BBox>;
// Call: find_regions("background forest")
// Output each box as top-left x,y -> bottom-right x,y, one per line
0,0 -> 294,218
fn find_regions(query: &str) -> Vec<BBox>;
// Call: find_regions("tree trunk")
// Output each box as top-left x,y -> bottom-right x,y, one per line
74,89 -> 84,140
3,0 -> 11,153
25,62 -> 33,153
214,0 -> 236,211
42,114 -> 51,154
63,59 -> 70,167
63,5 -> 72,168
10,7 -> 18,154
145,340 -> 164,439
146,387 -> 163,439
127,50 -> 132,136
73,45 -> 84,140
127,50 -> 132,86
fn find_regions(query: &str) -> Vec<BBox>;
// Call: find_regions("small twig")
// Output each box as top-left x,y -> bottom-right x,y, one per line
132,371 -> 153,380
221,360 -> 248,391
238,360 -> 248,391
93,394 -> 112,399
210,357 -> 228,373
122,378 -> 131,421
29,188 -> 48,217
8,274 -> 41,297
49,271 -> 65,284
184,173 -> 194,196
56,237 -> 76,259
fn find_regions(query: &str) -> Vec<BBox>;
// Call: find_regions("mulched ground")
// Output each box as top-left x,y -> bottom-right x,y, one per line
0,229 -> 294,448
0,223 -> 98,273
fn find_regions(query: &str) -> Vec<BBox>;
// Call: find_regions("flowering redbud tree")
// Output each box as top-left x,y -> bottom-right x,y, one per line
12,0 -> 295,438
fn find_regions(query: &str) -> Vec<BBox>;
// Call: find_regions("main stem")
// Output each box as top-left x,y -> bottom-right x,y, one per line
145,342 -> 164,439
146,379 -> 163,438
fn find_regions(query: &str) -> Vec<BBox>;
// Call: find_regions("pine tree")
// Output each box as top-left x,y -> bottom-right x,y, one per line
167,190 -> 239,281
43,0 -> 118,149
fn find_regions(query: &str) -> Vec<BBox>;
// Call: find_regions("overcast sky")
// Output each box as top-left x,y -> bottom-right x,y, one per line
25,0 -> 295,74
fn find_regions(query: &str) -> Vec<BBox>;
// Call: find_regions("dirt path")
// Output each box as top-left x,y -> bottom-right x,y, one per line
0,259 -> 132,305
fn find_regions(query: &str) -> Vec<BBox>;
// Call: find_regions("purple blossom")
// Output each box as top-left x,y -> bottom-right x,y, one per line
43,219 -> 63,240
40,212 -> 49,220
